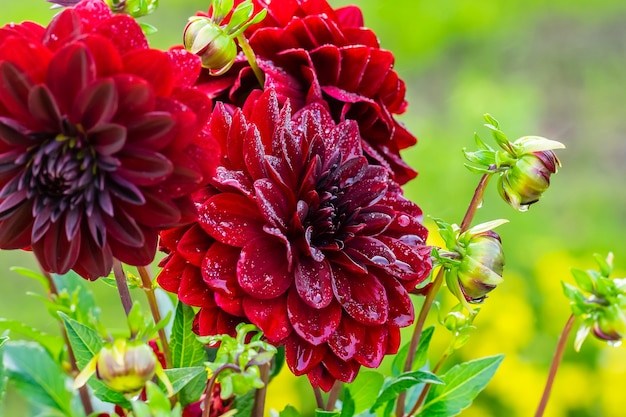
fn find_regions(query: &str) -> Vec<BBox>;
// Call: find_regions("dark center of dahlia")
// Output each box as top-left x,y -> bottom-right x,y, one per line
22,120 -> 115,219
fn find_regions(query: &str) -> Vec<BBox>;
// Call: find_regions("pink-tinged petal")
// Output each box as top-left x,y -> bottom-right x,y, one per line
237,237 -> 292,299
254,178 -> 291,230
28,85 -> 61,128
322,353 -> 360,383
123,49 -> 174,97
176,224 -> 211,266
113,75 -> 156,120
294,256 -> 333,309
332,268 -> 388,325
42,8 -> 82,50
202,242 -> 241,297
328,315 -> 365,361
214,292 -> 244,317
0,61 -> 35,123
73,228 -> 113,280
0,188 -> 28,219
167,47 -> 201,88
110,225 -> 157,266
47,43 -> 96,114
377,274 -> 414,327
157,252 -> 185,293
178,264 -> 212,307
71,79 -> 118,128
32,220 -> 81,274
353,325 -> 388,368
285,335 -> 327,375
0,200 -> 34,249
242,295 -> 291,343
94,14 -> 148,55
287,288 -> 341,345
88,123 -> 126,155
199,193 -> 265,247
124,112 -> 176,150
116,149 -> 173,186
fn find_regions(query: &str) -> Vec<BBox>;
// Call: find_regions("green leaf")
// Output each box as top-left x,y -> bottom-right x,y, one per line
340,388 -> 355,417
162,367 -> 207,396
3,341 -> 74,416
10,267 -> 50,292
392,326 -> 435,377
0,336 -> 8,408
345,370 -> 384,414
316,410 -> 340,417
280,405 -> 302,417
370,371 -> 442,412
421,354 -> 504,417
59,313 -> 130,408
0,318 -> 65,360
232,390 -> 255,417
171,302 -> 209,406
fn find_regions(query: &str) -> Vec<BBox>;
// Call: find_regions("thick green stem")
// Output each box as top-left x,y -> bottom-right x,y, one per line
534,314 -> 575,417
113,259 -> 133,317
137,266 -> 171,368
41,269 -> 94,415
237,34 -> 264,88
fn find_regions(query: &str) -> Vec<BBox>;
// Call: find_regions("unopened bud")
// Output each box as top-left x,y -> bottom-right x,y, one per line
498,149 -> 560,211
456,230 -> 505,303
96,339 -> 157,394
593,305 -> 626,343
183,17 -> 237,75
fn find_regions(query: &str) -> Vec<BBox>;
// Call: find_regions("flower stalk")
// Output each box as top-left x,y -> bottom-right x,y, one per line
237,34 -> 265,88
138,266 -> 172,369
534,314 -> 575,417
113,260 -> 133,317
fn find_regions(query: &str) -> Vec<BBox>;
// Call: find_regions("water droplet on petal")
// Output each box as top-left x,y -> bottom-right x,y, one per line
397,214 -> 410,227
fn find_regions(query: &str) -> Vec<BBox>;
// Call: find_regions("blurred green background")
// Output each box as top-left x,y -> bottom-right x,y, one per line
1,0 -> 626,416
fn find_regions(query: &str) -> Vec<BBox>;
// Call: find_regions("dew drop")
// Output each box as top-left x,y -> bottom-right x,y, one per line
477,199 -> 483,209
518,204 -> 529,212
608,340 -> 622,348
371,255 -> 390,265
397,214 -> 410,227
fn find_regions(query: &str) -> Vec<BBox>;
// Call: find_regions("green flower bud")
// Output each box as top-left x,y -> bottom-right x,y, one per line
456,229 -> 505,303
593,305 -> 626,344
183,17 -> 237,75
95,339 -> 157,394
498,149 -> 561,211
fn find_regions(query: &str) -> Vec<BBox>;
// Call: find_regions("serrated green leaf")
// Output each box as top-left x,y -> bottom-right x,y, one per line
162,367 -> 207,396
345,370 -> 384,414
370,371 -> 442,412
392,326 -> 435,377
280,405 -> 302,417
0,318 -> 64,360
421,355 -> 504,417
59,313 -> 130,408
3,341 -> 74,416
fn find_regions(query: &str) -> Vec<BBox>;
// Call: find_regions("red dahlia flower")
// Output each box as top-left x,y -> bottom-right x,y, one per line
158,89 -> 431,390
195,0 -> 418,184
0,0 -> 218,279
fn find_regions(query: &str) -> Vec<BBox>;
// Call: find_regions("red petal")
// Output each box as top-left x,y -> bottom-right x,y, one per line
167,47 -> 201,88
95,14 -> 148,55
73,227 -> 113,280
124,112 -> 176,150
43,8 -> 82,51
32,220 -> 81,274
322,353 -> 360,383
294,256 -> 333,309
285,335 -> 327,375
110,226 -> 157,266
242,295 -> 291,343
28,85 -> 61,128
0,37 -> 52,85
0,201 -> 33,249
378,274 -> 414,327
215,292 -> 244,317
353,325 -> 387,368
328,315 -> 365,361
178,264 -> 212,307
82,35 -> 124,77
199,193 -> 265,247
287,288 -> 341,345
0,61 -> 35,123
177,224 -> 211,266
202,242 -> 242,297
331,268 -> 388,325
157,253 -> 185,294
237,237 -> 292,299
71,79 -> 118,128
116,149 -> 173,187
194,306 -> 240,337
47,43 -> 96,115
88,123 -> 126,155
123,49 -> 174,97
254,178 -> 291,230
113,75 -> 156,121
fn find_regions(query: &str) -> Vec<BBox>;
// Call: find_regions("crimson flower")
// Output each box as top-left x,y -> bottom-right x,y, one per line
0,0 -> 218,279
195,0 -> 418,184
158,89 -> 431,390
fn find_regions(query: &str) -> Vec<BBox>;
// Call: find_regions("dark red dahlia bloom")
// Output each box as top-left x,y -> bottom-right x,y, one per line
195,0 -> 417,184
0,0 -> 218,279
158,89 -> 431,390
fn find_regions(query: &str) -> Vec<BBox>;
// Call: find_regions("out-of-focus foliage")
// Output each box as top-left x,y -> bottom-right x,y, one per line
1,0 -> 625,416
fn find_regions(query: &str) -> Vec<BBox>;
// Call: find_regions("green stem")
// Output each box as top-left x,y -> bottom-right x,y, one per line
137,266 -> 171,368
534,314 -> 575,417
237,34 -> 264,88
326,380 -> 343,411
113,259 -> 133,317
202,364 -> 240,417
313,386 -> 325,410
41,269 -> 94,415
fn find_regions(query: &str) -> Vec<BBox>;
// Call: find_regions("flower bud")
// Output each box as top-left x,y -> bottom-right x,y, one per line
95,339 -> 157,394
593,305 -> 626,344
456,230 -> 505,303
183,17 -> 237,75
498,149 -> 560,211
